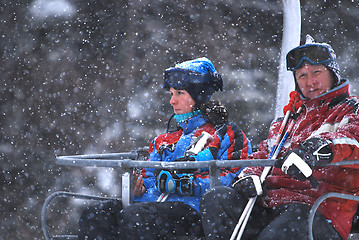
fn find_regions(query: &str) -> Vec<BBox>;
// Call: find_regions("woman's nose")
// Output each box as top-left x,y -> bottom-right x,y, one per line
170,96 -> 176,105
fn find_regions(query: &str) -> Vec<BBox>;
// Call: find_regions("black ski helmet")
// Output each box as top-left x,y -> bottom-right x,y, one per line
286,35 -> 341,97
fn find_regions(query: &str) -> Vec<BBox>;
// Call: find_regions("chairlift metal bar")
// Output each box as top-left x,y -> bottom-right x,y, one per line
56,157 -> 278,169
48,154 -> 359,240
308,192 -> 359,240
55,155 -> 359,207
42,191 -> 121,240
56,154 -> 359,169
55,154 -> 359,208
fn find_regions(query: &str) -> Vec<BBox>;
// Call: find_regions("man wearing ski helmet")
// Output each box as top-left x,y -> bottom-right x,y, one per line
79,57 -> 252,239
200,35 -> 359,240
287,35 -> 342,99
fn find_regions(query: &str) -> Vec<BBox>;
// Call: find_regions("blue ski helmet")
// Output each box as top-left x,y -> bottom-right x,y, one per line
163,57 -> 223,104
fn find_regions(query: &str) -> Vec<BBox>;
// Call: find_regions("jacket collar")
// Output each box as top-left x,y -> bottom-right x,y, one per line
177,113 -> 207,134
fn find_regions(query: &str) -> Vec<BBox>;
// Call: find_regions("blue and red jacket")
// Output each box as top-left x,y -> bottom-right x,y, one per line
134,113 -> 251,211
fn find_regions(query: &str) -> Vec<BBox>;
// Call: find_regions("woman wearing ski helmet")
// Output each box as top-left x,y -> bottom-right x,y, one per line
78,57 -> 252,240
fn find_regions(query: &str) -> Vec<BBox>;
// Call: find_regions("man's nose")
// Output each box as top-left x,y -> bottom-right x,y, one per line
307,74 -> 317,86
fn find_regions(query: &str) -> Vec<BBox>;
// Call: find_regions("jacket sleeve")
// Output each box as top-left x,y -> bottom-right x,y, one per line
315,98 -> 359,168
193,121 -> 253,195
194,121 -> 252,161
215,121 -> 252,161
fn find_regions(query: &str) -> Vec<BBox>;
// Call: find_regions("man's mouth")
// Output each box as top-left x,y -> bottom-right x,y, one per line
309,88 -> 319,93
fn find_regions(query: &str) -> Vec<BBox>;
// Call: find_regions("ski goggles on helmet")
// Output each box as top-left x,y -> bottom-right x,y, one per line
163,68 -> 212,90
286,44 -> 335,71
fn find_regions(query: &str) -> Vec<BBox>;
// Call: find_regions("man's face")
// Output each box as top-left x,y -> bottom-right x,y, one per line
295,64 -> 335,99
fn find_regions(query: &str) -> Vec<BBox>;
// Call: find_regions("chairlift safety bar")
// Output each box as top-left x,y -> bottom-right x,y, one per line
44,153 -> 359,240
55,153 -> 359,207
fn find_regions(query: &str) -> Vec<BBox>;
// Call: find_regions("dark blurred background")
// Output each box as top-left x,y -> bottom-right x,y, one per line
1,0 -> 358,238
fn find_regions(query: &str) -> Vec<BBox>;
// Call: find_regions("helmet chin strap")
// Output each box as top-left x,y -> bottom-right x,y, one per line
166,114 -> 176,133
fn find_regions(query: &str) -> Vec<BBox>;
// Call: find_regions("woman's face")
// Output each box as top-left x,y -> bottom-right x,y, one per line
169,87 -> 195,115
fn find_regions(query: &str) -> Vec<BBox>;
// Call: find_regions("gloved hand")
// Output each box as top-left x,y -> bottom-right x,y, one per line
275,138 -> 333,187
283,91 -> 302,115
176,173 -> 195,196
156,170 -> 196,196
232,175 -> 263,199
156,170 -> 179,194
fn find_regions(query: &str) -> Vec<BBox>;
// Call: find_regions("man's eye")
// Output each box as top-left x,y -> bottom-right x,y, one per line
298,74 -> 305,79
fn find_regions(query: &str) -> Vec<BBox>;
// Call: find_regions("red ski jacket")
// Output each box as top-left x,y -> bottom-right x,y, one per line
244,79 -> 359,239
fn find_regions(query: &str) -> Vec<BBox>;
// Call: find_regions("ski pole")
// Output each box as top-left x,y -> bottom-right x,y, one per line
261,91 -> 301,178
231,92 -> 302,240
260,105 -> 302,183
268,91 -> 301,158
229,111 -> 292,240
156,193 -> 169,202
240,105 -> 303,240
236,105 -> 303,240
230,111 -> 291,240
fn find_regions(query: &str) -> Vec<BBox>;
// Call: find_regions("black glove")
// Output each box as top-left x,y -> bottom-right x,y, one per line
232,175 -> 263,199
176,173 -> 195,195
296,137 -> 333,163
275,138 -> 333,187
